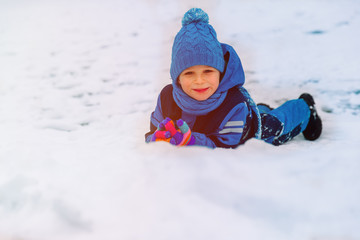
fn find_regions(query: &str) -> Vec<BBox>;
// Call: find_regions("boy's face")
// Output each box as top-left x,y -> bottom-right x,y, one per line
178,65 -> 220,101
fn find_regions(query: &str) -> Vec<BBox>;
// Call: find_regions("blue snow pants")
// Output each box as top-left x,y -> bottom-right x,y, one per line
257,99 -> 310,146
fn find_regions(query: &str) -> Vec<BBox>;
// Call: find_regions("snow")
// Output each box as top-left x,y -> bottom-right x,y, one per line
0,0 -> 360,239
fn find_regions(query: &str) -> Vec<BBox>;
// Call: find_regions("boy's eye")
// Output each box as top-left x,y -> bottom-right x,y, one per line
183,71 -> 193,76
204,69 -> 214,73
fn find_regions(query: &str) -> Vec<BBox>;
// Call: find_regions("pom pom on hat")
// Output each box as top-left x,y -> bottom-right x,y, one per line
170,8 -> 225,82
182,8 -> 209,26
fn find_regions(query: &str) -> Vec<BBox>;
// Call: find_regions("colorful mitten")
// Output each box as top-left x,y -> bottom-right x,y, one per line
170,119 -> 196,146
151,117 -> 177,142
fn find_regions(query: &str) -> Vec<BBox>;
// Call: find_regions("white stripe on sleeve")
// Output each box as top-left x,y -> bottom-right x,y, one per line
224,121 -> 244,127
219,128 -> 243,134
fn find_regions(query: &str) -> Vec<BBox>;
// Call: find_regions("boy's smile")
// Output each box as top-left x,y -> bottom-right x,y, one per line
178,65 -> 220,101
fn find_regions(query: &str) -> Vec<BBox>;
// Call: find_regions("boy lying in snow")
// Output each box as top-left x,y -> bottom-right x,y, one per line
145,8 -> 322,148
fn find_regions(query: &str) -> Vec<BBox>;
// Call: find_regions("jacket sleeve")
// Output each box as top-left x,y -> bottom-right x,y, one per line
205,102 -> 251,148
145,94 -> 164,142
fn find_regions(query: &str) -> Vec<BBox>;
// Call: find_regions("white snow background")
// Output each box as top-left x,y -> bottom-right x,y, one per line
0,0 -> 360,239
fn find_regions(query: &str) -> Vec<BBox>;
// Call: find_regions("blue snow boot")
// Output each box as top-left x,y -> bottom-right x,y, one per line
299,93 -> 322,141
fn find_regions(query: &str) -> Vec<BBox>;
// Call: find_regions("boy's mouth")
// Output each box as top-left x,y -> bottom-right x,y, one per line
193,88 -> 209,93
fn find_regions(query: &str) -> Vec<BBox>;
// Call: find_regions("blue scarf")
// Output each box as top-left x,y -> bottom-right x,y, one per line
172,83 -> 227,116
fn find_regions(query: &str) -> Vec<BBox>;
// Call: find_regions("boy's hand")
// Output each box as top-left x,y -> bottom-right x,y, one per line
151,117 -> 177,142
169,119 -> 195,146
151,118 -> 195,146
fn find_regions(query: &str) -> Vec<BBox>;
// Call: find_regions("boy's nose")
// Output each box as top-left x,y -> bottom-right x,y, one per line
194,74 -> 204,84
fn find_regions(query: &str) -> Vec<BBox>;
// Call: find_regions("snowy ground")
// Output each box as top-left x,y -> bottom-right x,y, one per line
1,0 -> 360,239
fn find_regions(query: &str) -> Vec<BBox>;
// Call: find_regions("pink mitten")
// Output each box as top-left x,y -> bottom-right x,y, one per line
151,117 -> 177,142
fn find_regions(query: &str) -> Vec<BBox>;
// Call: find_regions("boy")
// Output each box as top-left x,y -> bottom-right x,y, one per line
145,8 -> 322,148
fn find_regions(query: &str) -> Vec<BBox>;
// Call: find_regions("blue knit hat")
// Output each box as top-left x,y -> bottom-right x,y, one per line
170,8 -> 225,82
